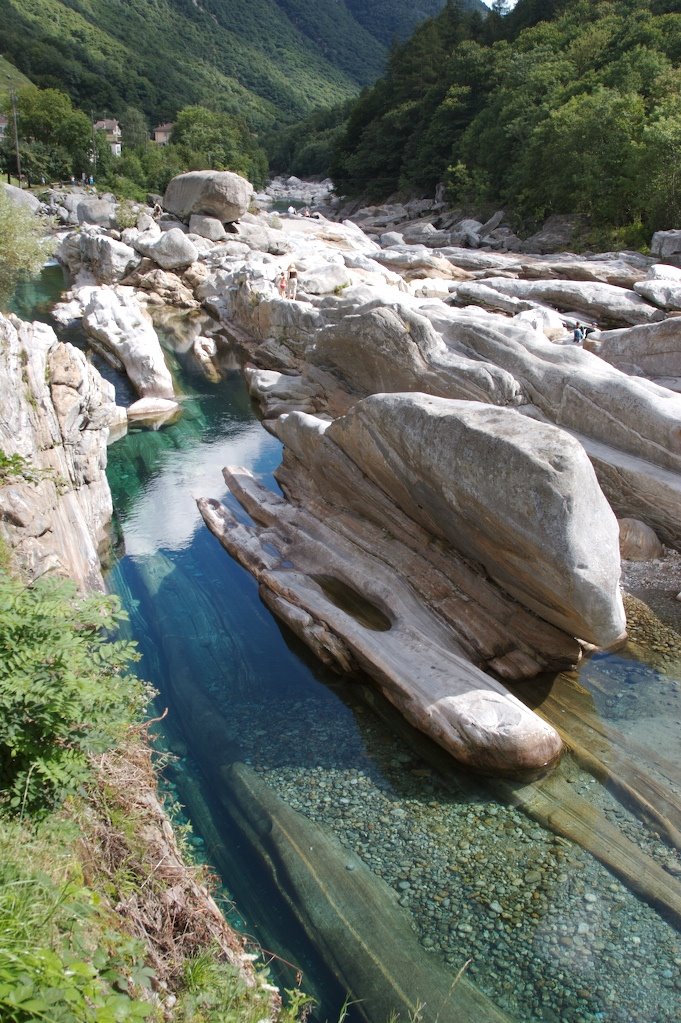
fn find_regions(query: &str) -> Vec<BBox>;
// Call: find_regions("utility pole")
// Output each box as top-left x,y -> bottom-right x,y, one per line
9,88 -> 22,188
90,110 -> 97,177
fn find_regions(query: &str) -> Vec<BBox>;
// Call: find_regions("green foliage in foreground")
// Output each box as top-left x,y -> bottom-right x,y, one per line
0,561 -> 309,1022
331,0 -> 681,234
0,818 -> 155,1022
0,190 -> 54,310
0,570 -> 149,814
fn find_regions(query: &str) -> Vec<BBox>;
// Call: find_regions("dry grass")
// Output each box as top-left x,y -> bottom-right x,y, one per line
76,732 -> 278,1014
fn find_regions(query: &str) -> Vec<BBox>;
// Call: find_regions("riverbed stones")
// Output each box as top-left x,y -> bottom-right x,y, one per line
163,170 -> 253,223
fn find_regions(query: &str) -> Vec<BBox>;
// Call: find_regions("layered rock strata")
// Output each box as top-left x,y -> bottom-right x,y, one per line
0,313 -> 125,589
192,390 -> 632,775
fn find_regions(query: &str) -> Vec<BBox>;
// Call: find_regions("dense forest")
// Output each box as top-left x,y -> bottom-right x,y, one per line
329,0 -> 681,235
0,0 -> 483,131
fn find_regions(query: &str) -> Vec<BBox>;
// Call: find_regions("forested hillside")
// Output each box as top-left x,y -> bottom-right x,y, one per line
332,0 -> 681,234
0,0 -> 484,130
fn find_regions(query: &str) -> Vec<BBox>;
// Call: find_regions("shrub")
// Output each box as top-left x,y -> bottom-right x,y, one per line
0,191 -> 55,310
0,571 -> 151,814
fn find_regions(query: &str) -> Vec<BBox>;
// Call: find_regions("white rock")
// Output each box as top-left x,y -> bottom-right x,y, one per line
133,227 -> 198,270
82,286 -> 175,399
163,170 -> 253,223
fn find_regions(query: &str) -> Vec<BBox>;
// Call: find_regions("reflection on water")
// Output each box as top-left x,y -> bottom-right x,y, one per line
22,268 -> 681,1023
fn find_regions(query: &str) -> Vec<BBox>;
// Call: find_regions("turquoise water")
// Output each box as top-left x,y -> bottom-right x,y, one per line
19,268 -> 681,1023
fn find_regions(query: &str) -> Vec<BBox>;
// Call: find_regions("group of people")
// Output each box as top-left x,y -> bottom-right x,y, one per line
278,264 -> 298,300
571,322 -> 597,344
286,204 -> 315,218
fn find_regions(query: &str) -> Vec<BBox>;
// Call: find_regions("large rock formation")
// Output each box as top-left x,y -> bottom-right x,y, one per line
198,464 -> 565,777
0,313 -> 124,589
133,227 -> 199,270
280,395 -> 626,648
82,286 -> 176,400
589,318 -> 681,385
163,170 -> 253,223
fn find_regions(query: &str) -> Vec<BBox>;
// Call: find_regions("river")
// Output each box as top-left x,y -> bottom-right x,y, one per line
12,266 -> 681,1023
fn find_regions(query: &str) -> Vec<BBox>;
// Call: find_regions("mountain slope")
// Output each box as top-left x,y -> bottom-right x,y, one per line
1,0 -> 485,129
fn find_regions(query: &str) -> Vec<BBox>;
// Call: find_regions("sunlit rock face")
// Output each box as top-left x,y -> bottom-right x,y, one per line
281,394 -> 626,649
163,170 -> 253,224
0,313 -> 124,590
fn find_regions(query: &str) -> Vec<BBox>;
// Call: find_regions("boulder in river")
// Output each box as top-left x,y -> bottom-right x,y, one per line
163,170 -> 253,223
302,394 -> 626,647
82,286 -> 175,400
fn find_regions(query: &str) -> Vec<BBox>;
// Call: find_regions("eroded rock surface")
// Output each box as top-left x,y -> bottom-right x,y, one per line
82,286 -> 176,400
0,313 -> 124,589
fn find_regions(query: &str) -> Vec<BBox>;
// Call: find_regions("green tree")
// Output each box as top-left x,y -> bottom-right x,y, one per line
5,86 -> 95,179
0,191 -> 54,308
171,105 -> 267,186
120,106 -> 149,149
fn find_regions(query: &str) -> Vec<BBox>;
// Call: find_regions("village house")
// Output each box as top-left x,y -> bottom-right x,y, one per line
152,122 -> 173,145
93,118 -> 122,156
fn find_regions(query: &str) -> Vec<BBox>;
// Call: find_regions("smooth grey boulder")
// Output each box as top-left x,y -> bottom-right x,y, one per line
650,230 -> 681,258
322,394 -> 626,647
82,286 -> 175,399
133,227 -> 198,270
634,277 -> 681,311
163,170 -> 253,223
589,318 -> 681,381
449,218 -> 483,247
519,215 -> 580,254
375,246 -> 469,280
2,183 -> 40,212
76,197 -> 116,228
298,260 -> 351,295
421,304 -> 681,475
618,518 -> 664,561
189,214 -> 227,241
244,367 -> 318,417
464,276 -> 664,326
198,466 -> 564,776
197,267 -> 323,345
379,231 -> 404,247
308,305 -> 525,407
78,232 -> 140,283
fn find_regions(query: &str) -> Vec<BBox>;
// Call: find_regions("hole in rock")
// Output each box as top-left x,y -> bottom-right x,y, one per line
312,574 -> 392,632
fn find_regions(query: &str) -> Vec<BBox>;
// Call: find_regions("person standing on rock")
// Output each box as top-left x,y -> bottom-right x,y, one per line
573,323 -> 584,344
277,272 -> 287,299
286,264 -> 298,300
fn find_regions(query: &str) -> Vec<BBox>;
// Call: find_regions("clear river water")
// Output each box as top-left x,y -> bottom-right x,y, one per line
12,266 -> 681,1023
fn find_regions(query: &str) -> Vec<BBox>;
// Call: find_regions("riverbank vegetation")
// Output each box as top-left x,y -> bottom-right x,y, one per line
0,189 -> 54,306
325,0 -> 681,235
0,442 -> 303,1022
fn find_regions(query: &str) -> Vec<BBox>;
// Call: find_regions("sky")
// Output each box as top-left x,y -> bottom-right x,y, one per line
480,0 -> 520,8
